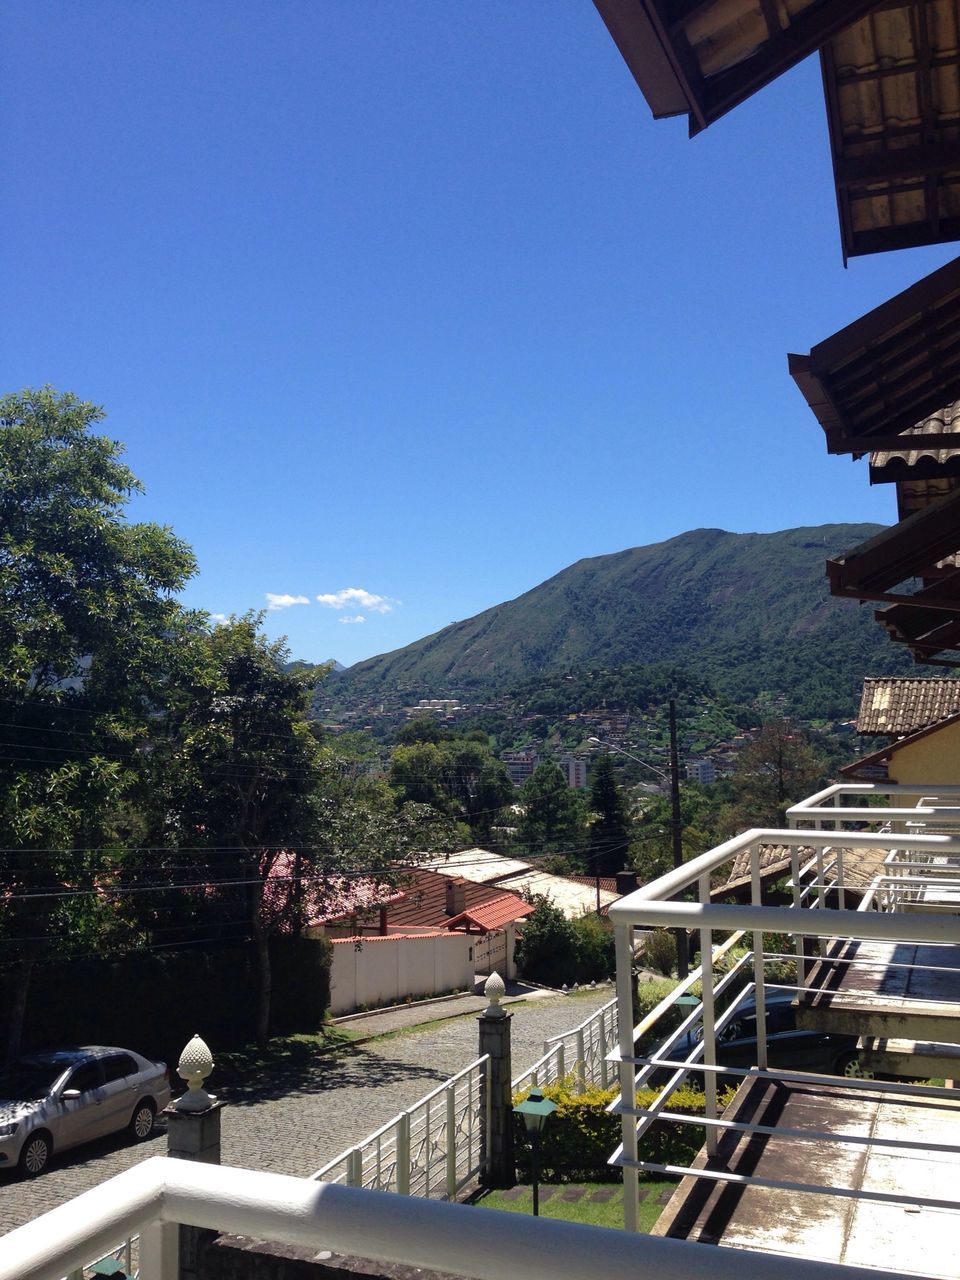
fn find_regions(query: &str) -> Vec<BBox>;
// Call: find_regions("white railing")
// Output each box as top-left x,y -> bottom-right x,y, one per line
314,992 -> 617,1200
311,1053 -> 489,1197
608,823 -> 960,1231
787,781 -> 960,833
512,995 -> 617,1093
2,1155 -> 918,1280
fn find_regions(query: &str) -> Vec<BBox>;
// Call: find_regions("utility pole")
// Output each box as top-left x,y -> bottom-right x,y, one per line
669,699 -> 688,979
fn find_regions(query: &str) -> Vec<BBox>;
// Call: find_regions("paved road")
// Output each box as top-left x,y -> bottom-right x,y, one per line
0,989 -> 613,1236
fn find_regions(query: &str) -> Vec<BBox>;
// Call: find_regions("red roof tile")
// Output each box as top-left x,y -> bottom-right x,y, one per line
382,868 -> 516,930
445,893 -> 535,933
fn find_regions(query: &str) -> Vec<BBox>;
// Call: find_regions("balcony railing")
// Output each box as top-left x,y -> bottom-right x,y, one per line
512,994 -> 617,1093
608,823 -> 960,1233
3,1155 -> 922,1280
314,994 -> 619,1197
311,1053 -> 490,1196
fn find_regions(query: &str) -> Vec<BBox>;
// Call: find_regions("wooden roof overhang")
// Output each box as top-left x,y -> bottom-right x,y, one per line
827,488 -> 960,605
822,1 -> 960,262
788,255 -> 960,455
876,599 -> 960,662
591,0 -> 880,135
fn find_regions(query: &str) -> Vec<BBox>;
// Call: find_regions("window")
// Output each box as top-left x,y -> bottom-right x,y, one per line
102,1054 -> 138,1083
67,1061 -> 103,1094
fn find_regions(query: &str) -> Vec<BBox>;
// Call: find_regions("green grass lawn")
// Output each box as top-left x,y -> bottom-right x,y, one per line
472,1180 -> 673,1232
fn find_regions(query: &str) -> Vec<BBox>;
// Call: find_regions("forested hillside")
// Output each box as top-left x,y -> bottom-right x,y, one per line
327,525 -> 913,720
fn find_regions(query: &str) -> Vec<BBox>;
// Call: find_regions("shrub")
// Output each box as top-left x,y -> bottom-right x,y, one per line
642,928 -> 678,977
515,898 -> 615,986
513,1079 -> 735,1182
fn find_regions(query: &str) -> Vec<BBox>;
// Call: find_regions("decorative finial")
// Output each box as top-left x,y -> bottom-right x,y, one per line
483,972 -> 506,1017
175,1033 -> 216,1112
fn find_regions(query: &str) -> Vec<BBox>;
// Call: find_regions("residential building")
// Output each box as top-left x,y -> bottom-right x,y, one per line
501,748 -> 539,787
684,758 -> 715,785
557,754 -> 589,789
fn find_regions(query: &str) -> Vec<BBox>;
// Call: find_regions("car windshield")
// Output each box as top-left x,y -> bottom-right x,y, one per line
0,1061 -> 67,1102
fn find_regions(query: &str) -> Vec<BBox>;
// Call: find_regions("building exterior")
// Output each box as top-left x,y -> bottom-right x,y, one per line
684,758 -> 716,785
501,748 -> 539,787
557,754 -> 589,789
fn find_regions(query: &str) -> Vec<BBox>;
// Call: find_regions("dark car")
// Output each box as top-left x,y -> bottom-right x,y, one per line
0,1046 -> 171,1177
665,989 -> 868,1084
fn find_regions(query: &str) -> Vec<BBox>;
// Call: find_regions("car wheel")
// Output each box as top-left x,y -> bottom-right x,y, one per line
129,1099 -> 156,1141
836,1052 -> 874,1080
18,1131 -> 52,1177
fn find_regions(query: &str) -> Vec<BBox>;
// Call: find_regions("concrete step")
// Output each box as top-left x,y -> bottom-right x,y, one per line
858,1036 -> 960,1078
796,989 -> 960,1043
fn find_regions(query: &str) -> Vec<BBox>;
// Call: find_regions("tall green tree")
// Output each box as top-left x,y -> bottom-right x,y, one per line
588,752 -> 632,876
0,387 -> 198,1059
389,732 -> 512,843
518,762 -> 586,858
145,616 -> 328,1047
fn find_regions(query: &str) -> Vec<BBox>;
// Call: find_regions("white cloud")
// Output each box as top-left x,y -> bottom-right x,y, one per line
209,612 -> 228,625
266,593 -> 310,611
316,587 -> 394,614
338,614 -> 366,625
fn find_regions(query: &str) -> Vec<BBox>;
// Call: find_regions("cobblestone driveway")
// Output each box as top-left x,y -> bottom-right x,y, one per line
0,990 -> 612,1236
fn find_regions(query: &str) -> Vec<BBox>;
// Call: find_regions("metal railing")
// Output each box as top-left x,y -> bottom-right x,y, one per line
787,781 -> 960,833
608,823 -> 960,1233
311,1053 -> 490,1197
512,995 -> 618,1093
313,991 -> 618,1198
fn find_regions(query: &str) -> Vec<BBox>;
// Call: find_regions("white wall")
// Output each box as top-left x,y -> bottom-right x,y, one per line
329,932 -> 475,1015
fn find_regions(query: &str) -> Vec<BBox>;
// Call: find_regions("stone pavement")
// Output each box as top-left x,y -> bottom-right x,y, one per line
0,987 -> 613,1236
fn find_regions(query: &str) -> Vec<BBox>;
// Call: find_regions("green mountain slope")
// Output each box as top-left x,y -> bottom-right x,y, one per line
330,525 -> 913,718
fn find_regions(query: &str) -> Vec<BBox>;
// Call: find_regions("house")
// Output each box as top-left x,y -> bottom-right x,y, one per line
841,678 -> 960,800
423,847 -> 620,918
317,868 -> 534,985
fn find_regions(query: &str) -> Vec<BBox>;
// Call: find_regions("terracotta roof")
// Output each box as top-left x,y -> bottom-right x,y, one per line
856,676 -> 960,737
444,893 -> 535,933
567,875 -> 621,895
870,403 -> 960,485
710,843 -> 794,897
381,868 -> 512,931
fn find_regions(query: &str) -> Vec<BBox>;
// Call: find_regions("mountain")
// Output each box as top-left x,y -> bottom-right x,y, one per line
328,525 -> 915,719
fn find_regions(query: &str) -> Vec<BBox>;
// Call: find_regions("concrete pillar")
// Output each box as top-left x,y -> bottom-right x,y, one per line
478,973 -> 514,1188
165,1036 -> 223,1280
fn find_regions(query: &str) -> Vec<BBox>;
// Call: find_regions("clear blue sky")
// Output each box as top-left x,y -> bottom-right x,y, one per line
3,3 -> 955,667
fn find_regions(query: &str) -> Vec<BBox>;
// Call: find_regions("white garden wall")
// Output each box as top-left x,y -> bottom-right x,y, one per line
329,932 -> 475,1015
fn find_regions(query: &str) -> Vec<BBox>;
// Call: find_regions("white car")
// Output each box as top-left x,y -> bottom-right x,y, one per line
0,1045 -> 172,1177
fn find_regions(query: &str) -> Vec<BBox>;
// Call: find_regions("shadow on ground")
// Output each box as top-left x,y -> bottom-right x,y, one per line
216,1040 -> 449,1106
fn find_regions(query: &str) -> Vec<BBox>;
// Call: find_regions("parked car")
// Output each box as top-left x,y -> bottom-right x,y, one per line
0,1045 -> 171,1177
665,989 -> 869,1085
